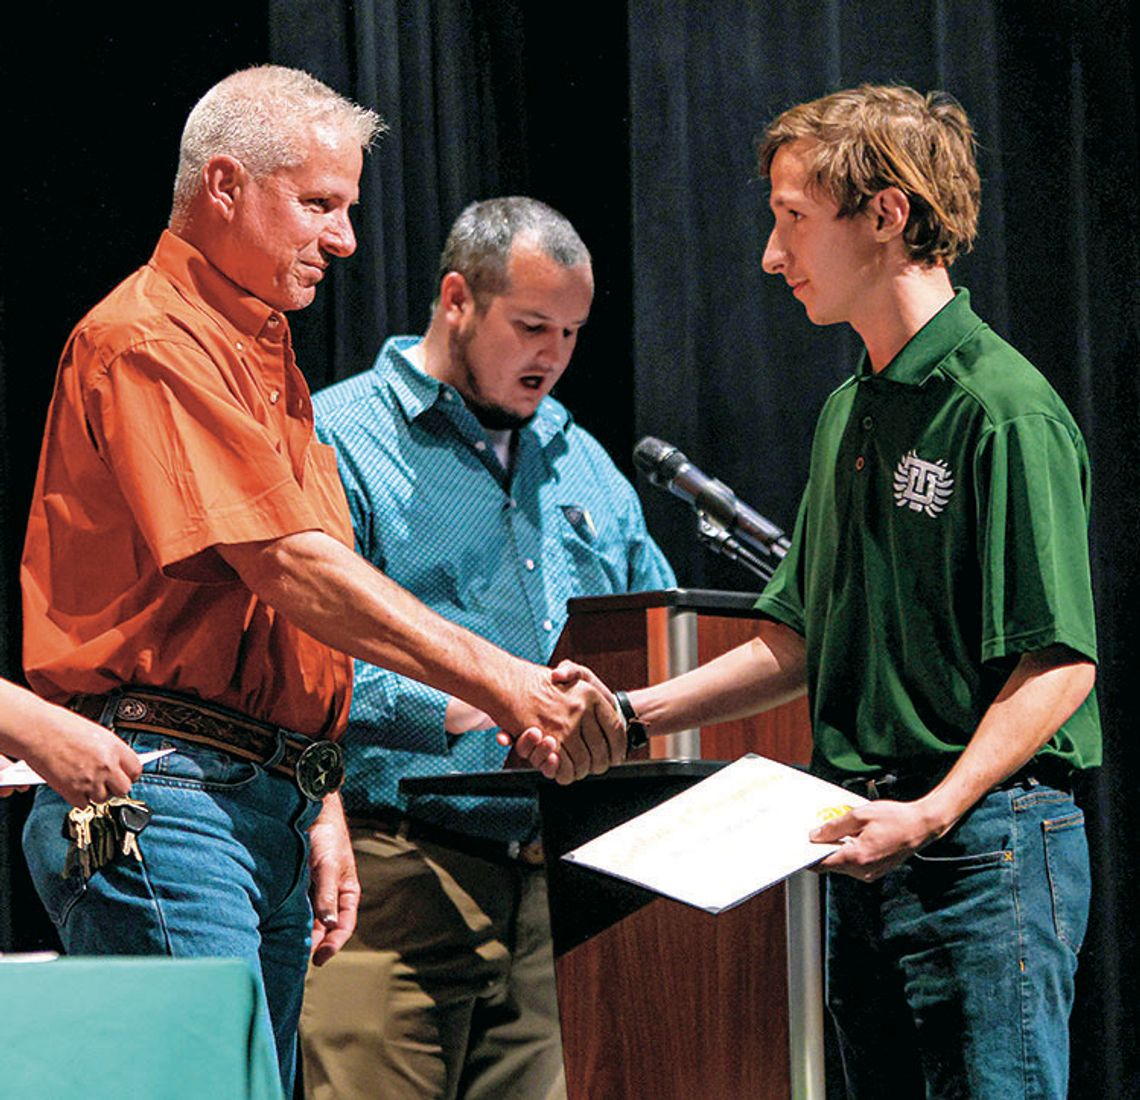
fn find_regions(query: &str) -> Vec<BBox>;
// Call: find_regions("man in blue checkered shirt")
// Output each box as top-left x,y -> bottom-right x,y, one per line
300,197 -> 674,1100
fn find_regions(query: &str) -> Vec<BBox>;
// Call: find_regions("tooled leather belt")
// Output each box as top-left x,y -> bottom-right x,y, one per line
70,687 -> 344,800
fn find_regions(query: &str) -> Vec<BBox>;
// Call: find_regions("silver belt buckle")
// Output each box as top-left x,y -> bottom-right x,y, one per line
295,740 -> 345,800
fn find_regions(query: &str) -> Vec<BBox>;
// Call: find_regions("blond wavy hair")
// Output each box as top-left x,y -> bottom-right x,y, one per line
758,85 -> 981,267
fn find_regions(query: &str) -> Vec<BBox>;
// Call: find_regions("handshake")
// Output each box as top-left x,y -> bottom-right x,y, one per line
446,659 -> 643,786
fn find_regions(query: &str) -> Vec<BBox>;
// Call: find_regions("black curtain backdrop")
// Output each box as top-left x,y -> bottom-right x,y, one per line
266,0 -> 637,461
2,3 -> 1136,1096
267,0 -> 531,380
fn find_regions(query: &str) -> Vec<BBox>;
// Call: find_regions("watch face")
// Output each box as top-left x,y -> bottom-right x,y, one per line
626,722 -> 649,751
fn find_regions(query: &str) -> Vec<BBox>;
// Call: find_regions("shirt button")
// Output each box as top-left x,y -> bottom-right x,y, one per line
506,498 -> 517,510
474,440 -> 487,452
269,390 -> 281,405
525,559 -> 536,571
267,315 -> 280,326
235,341 -> 244,351
443,391 -> 454,402
855,455 -> 865,471
862,416 -> 874,430
542,619 -> 553,632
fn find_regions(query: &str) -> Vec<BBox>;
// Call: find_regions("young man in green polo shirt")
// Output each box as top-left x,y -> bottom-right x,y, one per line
526,85 -> 1100,1098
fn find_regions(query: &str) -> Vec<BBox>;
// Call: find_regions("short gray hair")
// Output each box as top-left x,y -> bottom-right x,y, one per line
170,65 -> 385,226
438,197 -> 591,305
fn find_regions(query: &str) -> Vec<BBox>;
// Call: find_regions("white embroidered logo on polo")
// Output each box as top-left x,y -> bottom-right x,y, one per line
893,451 -> 954,517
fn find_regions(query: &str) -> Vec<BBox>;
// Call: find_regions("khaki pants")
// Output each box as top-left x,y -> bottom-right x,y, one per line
300,825 -> 566,1100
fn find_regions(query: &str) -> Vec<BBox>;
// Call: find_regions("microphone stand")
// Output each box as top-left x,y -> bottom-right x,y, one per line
696,513 -> 776,583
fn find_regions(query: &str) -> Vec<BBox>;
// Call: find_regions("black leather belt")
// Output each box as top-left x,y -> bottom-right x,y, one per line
839,758 -> 1074,802
71,687 -> 344,801
357,813 -> 545,867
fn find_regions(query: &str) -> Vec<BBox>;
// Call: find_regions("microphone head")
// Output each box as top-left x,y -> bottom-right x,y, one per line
633,436 -> 688,487
633,436 -> 671,472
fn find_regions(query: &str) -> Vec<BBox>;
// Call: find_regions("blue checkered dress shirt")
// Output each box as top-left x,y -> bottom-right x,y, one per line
313,337 -> 676,841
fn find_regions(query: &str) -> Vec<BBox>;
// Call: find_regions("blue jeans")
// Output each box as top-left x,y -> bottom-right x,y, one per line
826,782 -> 1090,1100
23,731 -> 321,1095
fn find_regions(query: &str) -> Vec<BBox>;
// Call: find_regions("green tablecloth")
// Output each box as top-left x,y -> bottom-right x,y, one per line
1,956 -> 283,1099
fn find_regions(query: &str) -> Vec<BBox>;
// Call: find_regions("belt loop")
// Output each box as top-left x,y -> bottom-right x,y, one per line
263,729 -> 288,771
97,688 -> 124,729
866,772 -> 898,801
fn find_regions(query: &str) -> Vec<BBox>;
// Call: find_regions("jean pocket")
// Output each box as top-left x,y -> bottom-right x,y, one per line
911,808 -> 1014,872
911,847 -> 1013,873
1043,809 -> 1090,951
1011,786 -> 1073,813
22,790 -> 88,927
129,734 -> 260,790
34,865 -> 88,928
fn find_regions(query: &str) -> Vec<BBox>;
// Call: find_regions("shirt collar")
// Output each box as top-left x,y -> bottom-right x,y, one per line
375,336 -> 573,447
856,288 -> 986,386
150,230 -> 282,340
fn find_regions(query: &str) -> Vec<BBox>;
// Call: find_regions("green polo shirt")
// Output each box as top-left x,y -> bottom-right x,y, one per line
756,290 -> 1101,779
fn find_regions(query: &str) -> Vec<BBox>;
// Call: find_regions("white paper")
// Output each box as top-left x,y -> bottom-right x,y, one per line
0,748 -> 176,789
562,754 -> 867,914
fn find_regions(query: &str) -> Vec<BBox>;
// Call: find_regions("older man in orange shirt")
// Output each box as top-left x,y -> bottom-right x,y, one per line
20,66 -> 622,1093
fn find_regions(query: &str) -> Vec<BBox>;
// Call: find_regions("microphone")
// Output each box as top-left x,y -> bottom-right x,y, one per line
633,436 -> 790,559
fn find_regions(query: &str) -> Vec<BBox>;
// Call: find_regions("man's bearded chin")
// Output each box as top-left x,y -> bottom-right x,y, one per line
450,331 -> 536,431
466,400 -> 534,431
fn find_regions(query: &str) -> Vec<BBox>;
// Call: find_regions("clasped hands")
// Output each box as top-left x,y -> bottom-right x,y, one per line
448,659 -> 628,785
513,658 -> 627,783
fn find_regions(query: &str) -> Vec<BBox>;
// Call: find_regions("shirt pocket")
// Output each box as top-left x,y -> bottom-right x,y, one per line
555,503 -> 623,595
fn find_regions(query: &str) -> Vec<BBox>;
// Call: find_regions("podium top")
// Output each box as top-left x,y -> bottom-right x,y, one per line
566,587 -> 762,617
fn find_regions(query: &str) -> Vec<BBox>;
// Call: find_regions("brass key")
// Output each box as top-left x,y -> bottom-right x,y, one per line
62,797 -> 152,879
91,807 -> 115,870
63,804 -> 96,880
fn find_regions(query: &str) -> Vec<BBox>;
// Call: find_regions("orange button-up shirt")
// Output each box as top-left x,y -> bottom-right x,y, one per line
22,231 -> 353,739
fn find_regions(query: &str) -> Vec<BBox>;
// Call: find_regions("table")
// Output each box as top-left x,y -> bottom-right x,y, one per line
1,956 -> 282,1099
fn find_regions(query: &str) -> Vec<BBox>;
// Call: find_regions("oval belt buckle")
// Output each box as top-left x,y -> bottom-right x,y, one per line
295,740 -> 345,800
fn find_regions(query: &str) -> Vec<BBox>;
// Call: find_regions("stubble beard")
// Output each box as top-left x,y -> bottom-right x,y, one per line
449,327 -> 536,431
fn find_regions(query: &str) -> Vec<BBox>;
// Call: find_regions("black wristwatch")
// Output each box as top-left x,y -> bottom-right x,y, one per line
614,690 -> 649,750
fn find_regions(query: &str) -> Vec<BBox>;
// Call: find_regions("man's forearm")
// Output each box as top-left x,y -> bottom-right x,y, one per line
220,532 -> 543,734
919,646 -> 1096,834
814,645 -> 1097,879
628,620 -> 808,736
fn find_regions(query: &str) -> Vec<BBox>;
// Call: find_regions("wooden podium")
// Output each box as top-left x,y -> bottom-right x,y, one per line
404,590 -> 824,1100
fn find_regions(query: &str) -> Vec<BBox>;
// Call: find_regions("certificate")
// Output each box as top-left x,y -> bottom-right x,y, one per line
563,754 -> 866,913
